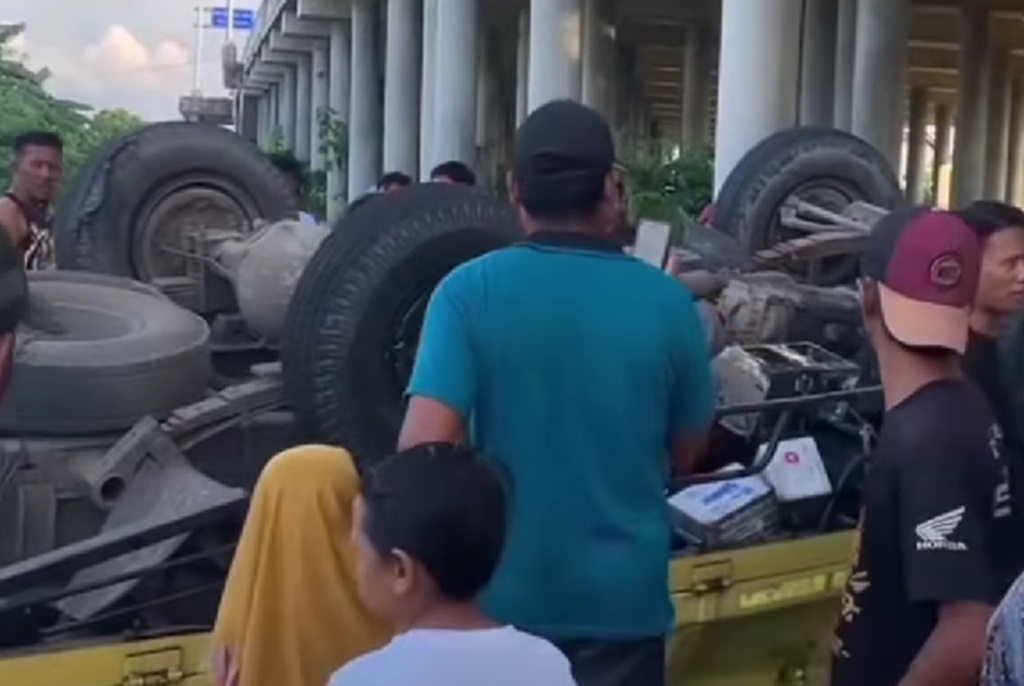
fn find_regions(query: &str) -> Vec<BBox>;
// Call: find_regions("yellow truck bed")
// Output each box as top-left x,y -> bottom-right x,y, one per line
0,531 -> 853,686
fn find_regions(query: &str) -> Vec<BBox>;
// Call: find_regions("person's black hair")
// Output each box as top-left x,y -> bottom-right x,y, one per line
377,171 -> 413,190
518,173 -> 606,221
346,191 -> 380,216
954,200 -> 1024,241
360,442 -> 508,602
265,151 -> 306,190
12,131 -> 62,156
430,161 -> 476,186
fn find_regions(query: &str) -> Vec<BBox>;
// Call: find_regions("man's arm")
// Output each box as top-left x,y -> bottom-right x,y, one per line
668,289 -> 715,479
899,602 -> 993,686
397,277 -> 475,450
0,200 -> 27,250
897,424 -> 999,686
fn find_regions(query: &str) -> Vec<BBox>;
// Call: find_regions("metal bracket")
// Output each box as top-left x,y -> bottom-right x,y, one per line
122,646 -> 186,686
162,375 -> 283,439
689,560 -> 734,593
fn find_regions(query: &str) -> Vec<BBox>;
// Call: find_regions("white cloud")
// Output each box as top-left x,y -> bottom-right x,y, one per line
6,0 -> 229,121
77,25 -> 191,92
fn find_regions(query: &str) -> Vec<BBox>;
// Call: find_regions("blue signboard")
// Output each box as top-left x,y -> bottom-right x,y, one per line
210,7 -> 256,30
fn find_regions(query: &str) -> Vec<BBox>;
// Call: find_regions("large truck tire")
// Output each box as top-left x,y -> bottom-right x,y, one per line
714,127 -> 903,285
0,271 -> 212,435
54,123 -> 296,283
282,184 -> 523,465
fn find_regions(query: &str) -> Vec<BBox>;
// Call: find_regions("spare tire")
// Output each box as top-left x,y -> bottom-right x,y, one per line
714,127 -> 903,285
54,123 -> 296,311
282,184 -> 523,464
0,271 -> 211,435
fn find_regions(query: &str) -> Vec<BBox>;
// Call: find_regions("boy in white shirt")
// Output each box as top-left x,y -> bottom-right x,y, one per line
328,443 -> 576,686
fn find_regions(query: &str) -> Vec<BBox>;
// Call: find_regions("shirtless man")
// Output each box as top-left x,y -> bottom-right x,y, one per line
0,131 -> 63,269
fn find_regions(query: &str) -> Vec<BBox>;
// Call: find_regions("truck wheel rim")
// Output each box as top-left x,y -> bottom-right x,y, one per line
133,176 -> 257,284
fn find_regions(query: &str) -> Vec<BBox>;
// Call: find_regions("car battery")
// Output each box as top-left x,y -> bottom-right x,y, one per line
714,342 -> 861,437
668,463 -> 780,549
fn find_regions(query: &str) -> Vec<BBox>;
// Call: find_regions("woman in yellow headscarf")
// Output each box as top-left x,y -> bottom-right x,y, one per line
210,445 -> 392,686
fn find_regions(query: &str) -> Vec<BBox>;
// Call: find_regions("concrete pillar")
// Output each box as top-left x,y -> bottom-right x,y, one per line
1007,79 -> 1024,204
515,8 -> 530,126
833,0 -> 857,131
383,0 -> 421,176
714,0 -> 801,194
295,55 -> 312,162
475,29 -> 490,149
256,94 -> 270,147
799,0 -> 838,126
581,0 -> 604,113
952,8 -> 991,207
933,102 -> 953,206
269,83 -> 280,133
310,45 -> 329,171
327,21 -> 351,219
348,0 -> 381,199
599,2 -> 617,119
851,0 -> 910,170
432,0 -> 478,166
280,67 -> 296,150
985,53 -> 1011,199
681,25 -> 711,148
905,86 -> 930,203
527,0 -> 582,112
419,0 -> 438,179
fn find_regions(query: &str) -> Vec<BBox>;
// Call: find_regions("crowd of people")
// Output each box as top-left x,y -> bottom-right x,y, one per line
5,98 -> 1024,686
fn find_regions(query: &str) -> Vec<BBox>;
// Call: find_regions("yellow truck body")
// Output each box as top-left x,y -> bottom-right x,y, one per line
0,531 -> 853,686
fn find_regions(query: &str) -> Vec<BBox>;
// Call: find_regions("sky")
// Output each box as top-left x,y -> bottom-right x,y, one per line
4,0 -> 242,121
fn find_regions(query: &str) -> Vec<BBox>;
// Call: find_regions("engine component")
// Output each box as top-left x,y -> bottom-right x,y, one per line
717,277 -> 799,344
714,342 -> 861,437
55,422 -> 240,621
223,219 -> 330,347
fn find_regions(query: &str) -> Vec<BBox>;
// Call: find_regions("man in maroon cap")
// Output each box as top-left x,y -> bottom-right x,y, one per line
830,207 -> 1019,686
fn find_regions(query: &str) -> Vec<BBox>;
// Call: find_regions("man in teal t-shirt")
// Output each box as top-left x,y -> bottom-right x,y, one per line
399,100 -> 715,686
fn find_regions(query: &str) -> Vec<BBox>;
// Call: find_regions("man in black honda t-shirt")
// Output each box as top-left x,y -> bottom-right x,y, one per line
831,207 -> 1021,686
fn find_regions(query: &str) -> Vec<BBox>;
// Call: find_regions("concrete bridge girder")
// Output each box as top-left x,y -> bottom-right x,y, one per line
296,0 -> 350,21
268,31 -> 326,55
281,12 -> 336,38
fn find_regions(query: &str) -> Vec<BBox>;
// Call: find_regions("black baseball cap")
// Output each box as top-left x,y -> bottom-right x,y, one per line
862,206 -> 981,353
516,100 -> 610,190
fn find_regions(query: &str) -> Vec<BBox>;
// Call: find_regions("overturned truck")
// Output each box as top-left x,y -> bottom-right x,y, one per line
0,123 -> 936,685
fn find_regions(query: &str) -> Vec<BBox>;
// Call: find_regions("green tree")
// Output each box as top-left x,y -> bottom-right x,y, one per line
617,136 -> 714,244
0,23 -> 145,192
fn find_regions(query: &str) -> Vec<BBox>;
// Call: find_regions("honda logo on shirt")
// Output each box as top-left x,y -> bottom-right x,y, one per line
915,507 -> 968,552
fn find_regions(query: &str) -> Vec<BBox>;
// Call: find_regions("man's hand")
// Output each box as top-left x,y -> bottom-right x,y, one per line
898,601 -> 992,686
397,396 -> 466,451
670,431 -> 710,485
0,199 -> 27,250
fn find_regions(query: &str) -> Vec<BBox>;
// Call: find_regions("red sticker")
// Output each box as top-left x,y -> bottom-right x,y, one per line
784,451 -> 800,464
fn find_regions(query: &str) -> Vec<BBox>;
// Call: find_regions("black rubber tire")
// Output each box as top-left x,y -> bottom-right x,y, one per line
0,271 -> 212,435
714,127 -> 904,284
282,184 -> 523,464
54,122 -> 296,277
